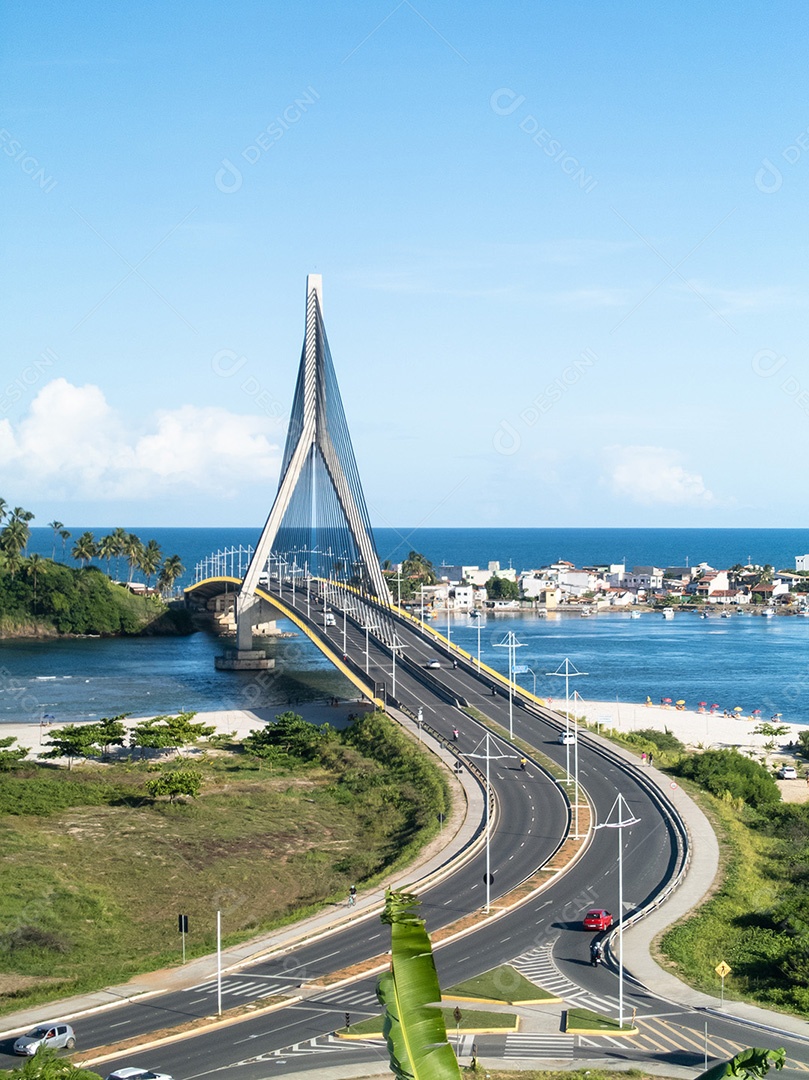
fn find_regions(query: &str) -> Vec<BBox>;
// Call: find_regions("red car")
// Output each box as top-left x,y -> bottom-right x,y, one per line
583,908 -> 613,931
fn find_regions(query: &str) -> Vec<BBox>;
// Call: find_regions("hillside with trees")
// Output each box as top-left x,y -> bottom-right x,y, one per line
0,501 -> 189,638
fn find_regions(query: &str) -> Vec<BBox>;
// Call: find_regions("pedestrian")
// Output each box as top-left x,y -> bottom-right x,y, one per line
348,884 -> 357,907
648,752 -> 654,767
452,726 -> 459,741
641,751 -> 647,766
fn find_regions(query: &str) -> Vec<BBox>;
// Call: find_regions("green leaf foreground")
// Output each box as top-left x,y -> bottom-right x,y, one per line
377,888 -> 462,1080
696,1047 -> 785,1080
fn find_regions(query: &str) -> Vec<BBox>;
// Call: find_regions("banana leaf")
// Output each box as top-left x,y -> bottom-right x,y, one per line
376,889 -> 462,1080
696,1047 -> 785,1080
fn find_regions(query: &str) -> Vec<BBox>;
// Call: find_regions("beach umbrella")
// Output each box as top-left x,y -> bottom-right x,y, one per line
663,697 -> 672,702
711,703 -> 719,709
752,709 -> 761,715
733,706 -> 743,712
699,701 -> 707,706
676,700 -> 685,705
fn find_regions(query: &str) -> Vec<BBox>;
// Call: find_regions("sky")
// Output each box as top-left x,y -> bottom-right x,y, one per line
3,0 -> 809,530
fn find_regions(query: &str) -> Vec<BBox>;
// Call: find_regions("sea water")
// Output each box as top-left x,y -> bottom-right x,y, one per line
5,527 -> 809,726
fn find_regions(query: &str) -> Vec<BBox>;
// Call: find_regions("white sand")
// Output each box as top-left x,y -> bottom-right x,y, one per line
567,698 -> 803,755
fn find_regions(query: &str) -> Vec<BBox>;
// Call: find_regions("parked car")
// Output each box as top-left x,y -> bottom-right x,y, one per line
105,1069 -> 173,1080
582,908 -> 613,931
558,731 -> 576,745
777,765 -> 798,780
425,659 -> 441,669
14,1024 -> 75,1055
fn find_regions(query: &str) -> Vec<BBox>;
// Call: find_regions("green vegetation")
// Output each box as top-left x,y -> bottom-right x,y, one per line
376,888 -> 462,1079
384,550 -> 438,601
485,575 -> 520,600
671,749 -> 779,809
565,1006 -> 635,1033
0,501 -> 188,638
0,710 -> 449,1015
0,1047 -> 101,1080
661,787 -> 809,1015
445,964 -> 557,1003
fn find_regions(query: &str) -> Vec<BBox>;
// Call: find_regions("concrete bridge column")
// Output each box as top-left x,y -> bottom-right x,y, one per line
214,593 -> 275,671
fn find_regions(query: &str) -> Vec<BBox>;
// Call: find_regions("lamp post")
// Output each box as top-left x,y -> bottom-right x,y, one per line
420,583 -> 426,626
342,606 -> 347,655
595,793 -> 640,1029
468,732 -> 510,913
391,637 -> 408,701
476,615 -> 482,672
545,657 -> 588,782
446,583 -> 452,649
494,631 -> 526,740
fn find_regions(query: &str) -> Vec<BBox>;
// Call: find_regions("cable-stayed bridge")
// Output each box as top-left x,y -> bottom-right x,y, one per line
186,276 -> 414,688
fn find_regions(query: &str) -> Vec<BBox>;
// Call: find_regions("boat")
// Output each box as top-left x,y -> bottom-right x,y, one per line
662,609 -> 675,620
721,612 -> 731,618
699,612 -> 708,619
762,608 -> 776,618
630,610 -> 641,619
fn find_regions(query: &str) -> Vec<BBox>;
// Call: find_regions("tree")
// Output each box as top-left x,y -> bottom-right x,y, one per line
401,550 -> 437,585
146,767 -> 203,802
96,714 -> 128,756
97,533 -> 118,578
138,538 -> 163,588
24,554 -> 46,613
58,529 -> 71,562
485,575 -> 520,600
123,532 -> 144,584
72,532 -> 97,568
48,520 -> 63,559
42,724 -> 101,769
131,712 -> 215,756
157,554 -> 185,596
2,516 -> 29,558
0,735 -> 29,770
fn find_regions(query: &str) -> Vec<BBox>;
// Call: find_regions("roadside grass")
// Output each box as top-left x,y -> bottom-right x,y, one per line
564,1007 -> 635,1033
444,965 -> 558,1003
339,1007 -> 518,1036
0,732 -> 448,1016
659,785 -> 788,1007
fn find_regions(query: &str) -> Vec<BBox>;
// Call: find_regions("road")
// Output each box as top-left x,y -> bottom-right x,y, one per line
6,584 -> 794,1075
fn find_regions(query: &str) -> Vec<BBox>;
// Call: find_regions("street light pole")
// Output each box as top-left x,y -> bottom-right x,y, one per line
494,631 -> 526,740
468,732 -> 510,914
595,793 -> 640,1028
545,658 -> 588,782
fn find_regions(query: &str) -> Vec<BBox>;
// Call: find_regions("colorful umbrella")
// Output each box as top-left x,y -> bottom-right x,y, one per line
699,701 -> 707,706
733,706 -> 743,712
663,697 -> 672,702
752,709 -> 761,715
676,700 -> 685,705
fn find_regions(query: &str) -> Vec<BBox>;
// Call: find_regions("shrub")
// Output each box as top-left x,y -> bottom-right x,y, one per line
672,748 -> 779,809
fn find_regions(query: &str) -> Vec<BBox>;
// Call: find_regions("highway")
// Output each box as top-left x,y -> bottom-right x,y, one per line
5,583 -> 805,1075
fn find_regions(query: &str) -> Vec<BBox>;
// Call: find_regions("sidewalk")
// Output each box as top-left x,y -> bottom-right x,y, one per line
0,707 -> 485,1038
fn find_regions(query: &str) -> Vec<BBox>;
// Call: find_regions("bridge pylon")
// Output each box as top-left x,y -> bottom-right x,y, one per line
233,275 -> 391,655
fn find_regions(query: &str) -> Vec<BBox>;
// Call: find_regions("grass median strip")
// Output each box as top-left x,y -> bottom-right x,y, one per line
564,1006 -> 637,1035
444,964 -> 560,1004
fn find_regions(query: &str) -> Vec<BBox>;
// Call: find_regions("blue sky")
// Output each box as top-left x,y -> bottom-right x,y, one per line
3,0 -> 808,529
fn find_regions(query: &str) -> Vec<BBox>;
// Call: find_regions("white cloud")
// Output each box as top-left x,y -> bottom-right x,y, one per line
604,445 -> 715,507
0,378 -> 283,501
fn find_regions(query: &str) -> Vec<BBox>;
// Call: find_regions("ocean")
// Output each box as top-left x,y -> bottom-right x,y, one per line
4,527 -> 809,727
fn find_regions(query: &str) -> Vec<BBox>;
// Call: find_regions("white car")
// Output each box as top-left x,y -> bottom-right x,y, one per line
105,1070 -> 173,1080
14,1024 -> 75,1055
777,765 -> 798,780
557,731 -> 576,745
424,659 -> 441,669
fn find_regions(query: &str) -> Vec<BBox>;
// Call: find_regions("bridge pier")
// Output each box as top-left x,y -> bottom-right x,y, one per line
213,594 -> 275,670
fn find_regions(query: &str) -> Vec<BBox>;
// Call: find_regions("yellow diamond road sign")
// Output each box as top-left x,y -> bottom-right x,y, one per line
715,961 -> 731,978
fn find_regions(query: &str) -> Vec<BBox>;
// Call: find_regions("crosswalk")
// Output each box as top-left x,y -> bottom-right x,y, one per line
622,1016 -> 809,1070
504,1033 -> 575,1059
308,986 -> 379,1010
182,974 -> 293,1004
511,941 -> 621,1014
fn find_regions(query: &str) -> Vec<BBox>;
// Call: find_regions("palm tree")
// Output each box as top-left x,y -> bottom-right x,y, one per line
138,539 -> 163,589
48,520 -> 64,559
157,554 -> 185,597
0,498 -> 7,526
110,527 -> 127,579
1,517 -> 29,558
123,533 -> 144,585
72,531 -> 97,568
10,506 -> 34,551
1,549 -> 22,579
97,534 -> 118,578
59,529 -> 71,562
25,554 -> 46,613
